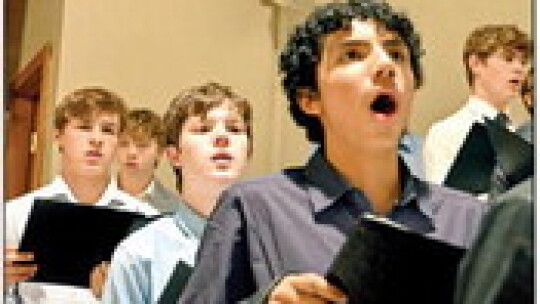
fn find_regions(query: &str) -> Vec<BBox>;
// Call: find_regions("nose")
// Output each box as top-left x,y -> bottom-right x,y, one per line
89,128 -> 103,147
514,61 -> 527,75
373,50 -> 397,88
214,135 -> 230,148
373,64 -> 396,88
127,144 -> 138,157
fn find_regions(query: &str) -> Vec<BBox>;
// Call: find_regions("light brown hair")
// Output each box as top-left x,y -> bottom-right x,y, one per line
54,87 -> 127,131
463,24 -> 531,86
163,82 -> 252,148
123,108 -> 166,148
163,82 -> 253,182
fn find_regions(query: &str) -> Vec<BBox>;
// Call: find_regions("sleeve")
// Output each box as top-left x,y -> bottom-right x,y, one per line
179,187 -> 259,304
101,243 -> 150,304
423,124 -> 455,185
5,198 -> 33,248
454,183 -> 532,304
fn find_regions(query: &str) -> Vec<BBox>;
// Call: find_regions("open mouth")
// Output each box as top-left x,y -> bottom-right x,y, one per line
370,94 -> 397,116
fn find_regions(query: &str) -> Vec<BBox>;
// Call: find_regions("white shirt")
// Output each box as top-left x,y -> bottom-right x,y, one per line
423,96 -> 511,185
5,176 -> 159,304
101,209 -> 205,304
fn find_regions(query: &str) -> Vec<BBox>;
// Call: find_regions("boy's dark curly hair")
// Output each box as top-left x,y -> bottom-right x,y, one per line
279,0 -> 424,143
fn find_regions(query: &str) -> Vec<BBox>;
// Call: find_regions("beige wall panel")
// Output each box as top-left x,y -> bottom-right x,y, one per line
55,0 -> 277,189
378,0 -> 531,134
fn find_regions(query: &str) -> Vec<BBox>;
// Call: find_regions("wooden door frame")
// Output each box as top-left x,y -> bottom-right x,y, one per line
7,44 -> 52,196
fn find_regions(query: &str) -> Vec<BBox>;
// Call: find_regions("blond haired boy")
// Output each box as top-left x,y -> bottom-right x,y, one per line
5,87 -> 158,303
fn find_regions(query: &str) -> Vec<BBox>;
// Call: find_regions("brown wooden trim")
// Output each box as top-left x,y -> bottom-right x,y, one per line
5,98 -> 34,199
9,44 -> 52,100
32,45 -> 52,189
6,43 -> 52,190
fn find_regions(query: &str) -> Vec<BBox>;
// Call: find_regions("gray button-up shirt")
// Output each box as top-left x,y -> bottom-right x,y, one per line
180,150 -> 487,303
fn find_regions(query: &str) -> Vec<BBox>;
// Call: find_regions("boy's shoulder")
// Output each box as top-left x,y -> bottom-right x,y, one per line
6,183 -> 57,213
227,167 -> 309,196
111,189 -> 159,216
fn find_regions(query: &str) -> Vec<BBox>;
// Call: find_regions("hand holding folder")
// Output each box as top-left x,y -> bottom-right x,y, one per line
18,199 -> 156,288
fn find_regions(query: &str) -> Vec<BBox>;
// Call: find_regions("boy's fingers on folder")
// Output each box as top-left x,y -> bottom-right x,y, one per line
5,248 -> 38,284
268,273 -> 347,304
90,262 -> 110,299
5,247 -> 35,262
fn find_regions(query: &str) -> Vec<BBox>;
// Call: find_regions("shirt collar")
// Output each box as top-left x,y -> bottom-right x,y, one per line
467,96 -> 509,120
112,176 -> 155,201
49,176 -> 78,203
173,199 -> 207,239
304,149 -> 432,219
138,180 -> 156,201
50,175 -> 119,207
398,132 -> 413,153
304,149 -> 352,213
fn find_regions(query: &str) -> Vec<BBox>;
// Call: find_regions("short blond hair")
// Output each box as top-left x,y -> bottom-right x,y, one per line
123,109 -> 166,148
463,24 -> 531,86
54,87 -> 127,131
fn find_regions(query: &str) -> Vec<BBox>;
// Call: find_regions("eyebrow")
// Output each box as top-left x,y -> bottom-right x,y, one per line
382,38 -> 407,48
339,39 -> 371,48
199,116 -> 245,123
100,121 -> 119,128
337,37 -> 406,49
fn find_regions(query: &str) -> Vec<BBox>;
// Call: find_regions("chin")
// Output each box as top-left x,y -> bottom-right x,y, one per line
209,171 -> 240,182
79,168 -> 109,179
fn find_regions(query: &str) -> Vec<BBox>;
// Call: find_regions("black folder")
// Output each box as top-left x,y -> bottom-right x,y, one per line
157,259 -> 193,304
18,199 -> 156,288
326,214 -> 465,304
443,123 -> 496,194
483,119 -> 534,190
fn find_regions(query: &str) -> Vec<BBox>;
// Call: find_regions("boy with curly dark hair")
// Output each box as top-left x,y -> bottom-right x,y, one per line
180,1 -> 485,303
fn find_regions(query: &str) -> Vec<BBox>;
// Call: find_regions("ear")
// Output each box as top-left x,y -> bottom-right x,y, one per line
165,146 -> 182,169
468,54 -> 485,75
54,129 -> 64,152
297,89 -> 322,117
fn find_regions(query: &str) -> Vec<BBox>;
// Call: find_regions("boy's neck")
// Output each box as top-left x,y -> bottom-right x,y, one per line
471,88 -> 509,112
61,170 -> 110,204
118,171 -> 154,197
324,144 -> 401,215
180,178 -> 229,218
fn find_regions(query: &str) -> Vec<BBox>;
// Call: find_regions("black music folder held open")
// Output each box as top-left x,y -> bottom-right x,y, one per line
483,119 -> 534,190
19,199 -> 156,288
443,123 -> 496,194
326,214 -> 465,304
